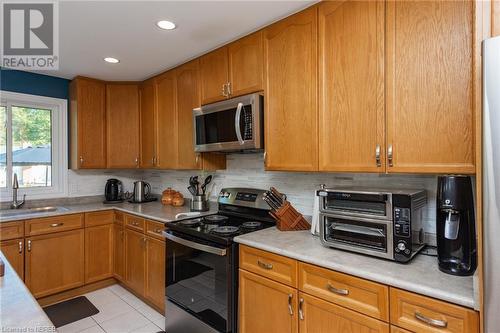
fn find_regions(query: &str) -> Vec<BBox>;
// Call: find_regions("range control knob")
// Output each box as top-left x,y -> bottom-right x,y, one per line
397,242 -> 407,252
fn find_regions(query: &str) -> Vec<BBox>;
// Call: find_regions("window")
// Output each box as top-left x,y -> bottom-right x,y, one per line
0,91 -> 67,201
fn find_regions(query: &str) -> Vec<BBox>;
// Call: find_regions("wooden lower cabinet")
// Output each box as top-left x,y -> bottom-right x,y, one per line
391,326 -> 412,333
85,224 -> 113,283
239,269 -> 298,333
298,292 -> 389,333
25,229 -> 85,298
113,224 -> 125,281
145,237 -> 165,311
0,238 -> 24,279
125,228 -> 146,295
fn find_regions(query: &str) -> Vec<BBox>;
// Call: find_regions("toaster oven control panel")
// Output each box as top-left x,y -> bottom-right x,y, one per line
394,207 -> 411,237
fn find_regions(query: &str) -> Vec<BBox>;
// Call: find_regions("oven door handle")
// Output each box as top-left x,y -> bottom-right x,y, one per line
162,231 -> 227,256
235,102 -> 245,145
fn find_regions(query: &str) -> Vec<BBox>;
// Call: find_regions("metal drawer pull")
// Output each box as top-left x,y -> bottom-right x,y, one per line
154,228 -> 162,234
50,223 -> 64,227
287,294 -> 293,315
18,241 -> 23,253
415,312 -> 448,328
27,240 -> 31,252
326,283 -> 349,296
132,222 -> 139,226
298,298 -> 304,320
257,260 -> 273,270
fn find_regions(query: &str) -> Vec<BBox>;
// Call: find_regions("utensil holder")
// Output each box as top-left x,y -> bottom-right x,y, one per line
270,201 -> 310,231
191,195 -> 209,212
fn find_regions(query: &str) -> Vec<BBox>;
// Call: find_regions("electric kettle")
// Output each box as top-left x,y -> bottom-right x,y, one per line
132,181 -> 153,203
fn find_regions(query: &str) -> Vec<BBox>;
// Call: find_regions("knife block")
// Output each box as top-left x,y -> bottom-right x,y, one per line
270,201 -> 310,231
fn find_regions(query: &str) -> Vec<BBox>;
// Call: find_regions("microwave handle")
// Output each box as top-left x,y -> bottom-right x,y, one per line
235,102 -> 245,145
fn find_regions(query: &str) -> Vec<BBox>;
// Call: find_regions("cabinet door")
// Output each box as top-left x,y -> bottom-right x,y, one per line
145,237 -> 165,311
386,0 -> 475,173
228,31 -> 264,97
85,224 -> 113,284
25,229 -> 85,298
199,47 -> 229,105
239,269 -> 298,333
319,1 -> 385,172
106,84 -> 140,168
299,292 -> 389,333
139,80 -> 157,168
125,228 -> 146,296
391,326 -> 413,333
156,71 -> 177,169
0,238 -> 24,279
175,60 -> 202,170
113,224 -> 125,281
70,78 -> 106,169
263,7 -> 318,171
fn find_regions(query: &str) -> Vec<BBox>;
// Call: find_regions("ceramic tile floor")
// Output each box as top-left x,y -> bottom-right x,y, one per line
56,285 -> 165,333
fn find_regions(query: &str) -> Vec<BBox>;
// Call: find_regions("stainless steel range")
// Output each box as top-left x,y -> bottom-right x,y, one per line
163,188 -> 275,333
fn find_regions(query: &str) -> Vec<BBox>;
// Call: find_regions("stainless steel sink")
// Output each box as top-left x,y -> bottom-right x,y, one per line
0,206 -> 69,219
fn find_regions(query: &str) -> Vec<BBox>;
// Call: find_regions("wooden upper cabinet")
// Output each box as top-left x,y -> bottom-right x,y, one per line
299,292 -> 389,333
263,7 -> 318,171
155,71 -> 177,169
200,47 -> 229,105
386,0 -> 475,174
228,31 -> 264,97
319,1 -> 385,172
175,60 -> 202,169
106,84 -> 140,168
139,80 -> 157,168
70,77 -> 106,169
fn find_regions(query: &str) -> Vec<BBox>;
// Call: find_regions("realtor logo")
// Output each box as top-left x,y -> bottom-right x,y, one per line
1,1 -> 59,69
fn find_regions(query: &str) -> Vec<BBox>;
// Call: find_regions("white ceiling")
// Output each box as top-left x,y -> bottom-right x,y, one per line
35,0 -> 316,81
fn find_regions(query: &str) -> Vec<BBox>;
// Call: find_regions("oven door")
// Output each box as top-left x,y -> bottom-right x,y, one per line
319,213 -> 394,260
193,93 -> 263,152
163,230 -> 235,333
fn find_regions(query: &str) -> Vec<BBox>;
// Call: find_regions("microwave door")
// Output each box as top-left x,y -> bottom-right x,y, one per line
194,106 -> 241,152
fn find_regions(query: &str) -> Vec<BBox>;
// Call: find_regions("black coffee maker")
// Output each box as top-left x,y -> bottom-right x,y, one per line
104,178 -> 123,203
436,176 -> 477,276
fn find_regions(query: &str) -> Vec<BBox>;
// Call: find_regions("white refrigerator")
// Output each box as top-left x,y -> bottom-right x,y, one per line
483,35 -> 500,332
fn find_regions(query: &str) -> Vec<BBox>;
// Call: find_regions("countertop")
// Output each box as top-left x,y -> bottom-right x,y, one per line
0,199 -> 218,224
0,251 -> 55,331
234,227 -> 477,309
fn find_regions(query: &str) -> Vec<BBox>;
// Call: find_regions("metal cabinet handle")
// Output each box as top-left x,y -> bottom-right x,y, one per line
222,84 -> 228,97
287,294 -> 293,315
415,312 -> 448,328
132,221 -> 139,226
79,156 -> 84,166
18,240 -> 23,254
263,151 -> 267,166
50,223 -> 64,227
388,144 -> 393,167
227,82 -> 232,96
257,260 -> 273,270
27,240 -> 31,252
299,298 -> 304,320
375,144 -> 381,167
326,283 -> 349,296
135,157 -> 139,167
154,228 -> 162,234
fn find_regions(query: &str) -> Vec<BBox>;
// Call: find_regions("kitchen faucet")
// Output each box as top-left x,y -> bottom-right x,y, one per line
10,173 -> 26,209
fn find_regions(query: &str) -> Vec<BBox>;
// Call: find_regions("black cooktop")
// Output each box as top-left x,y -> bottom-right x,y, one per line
165,210 -> 274,246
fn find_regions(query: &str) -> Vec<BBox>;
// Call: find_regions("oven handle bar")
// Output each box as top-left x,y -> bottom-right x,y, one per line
162,231 -> 227,256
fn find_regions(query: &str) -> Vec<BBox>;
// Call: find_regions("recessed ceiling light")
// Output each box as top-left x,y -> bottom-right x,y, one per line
156,20 -> 176,30
104,57 -> 119,64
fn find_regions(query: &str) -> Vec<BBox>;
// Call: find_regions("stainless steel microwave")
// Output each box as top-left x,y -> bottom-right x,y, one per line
193,93 -> 264,153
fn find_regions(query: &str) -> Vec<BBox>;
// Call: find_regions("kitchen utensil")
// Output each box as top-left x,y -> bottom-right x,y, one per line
191,194 -> 209,212
263,187 -> 310,231
133,181 -> 151,203
188,185 -> 197,196
201,175 -> 213,194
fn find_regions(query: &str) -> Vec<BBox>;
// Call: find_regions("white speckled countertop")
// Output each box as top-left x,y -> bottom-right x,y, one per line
0,199 -> 218,224
234,227 -> 477,310
0,251 -> 55,331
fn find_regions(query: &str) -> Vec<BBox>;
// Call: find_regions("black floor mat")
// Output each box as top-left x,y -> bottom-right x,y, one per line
43,296 -> 99,328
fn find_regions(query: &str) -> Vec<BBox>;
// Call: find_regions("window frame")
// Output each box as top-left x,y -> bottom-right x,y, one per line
0,90 -> 68,201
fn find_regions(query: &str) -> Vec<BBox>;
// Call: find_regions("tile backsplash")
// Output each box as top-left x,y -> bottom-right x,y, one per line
68,153 -> 441,237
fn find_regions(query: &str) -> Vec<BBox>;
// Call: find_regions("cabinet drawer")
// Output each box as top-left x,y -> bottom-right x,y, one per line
145,220 -> 165,241
390,288 -> 478,333
114,210 -> 125,226
299,262 -> 389,321
26,214 -> 84,236
85,210 -> 114,227
239,245 -> 297,287
0,221 -> 24,240
125,214 -> 145,232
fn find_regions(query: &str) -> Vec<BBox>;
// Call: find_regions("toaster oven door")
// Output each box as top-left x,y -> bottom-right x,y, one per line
319,213 -> 394,260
